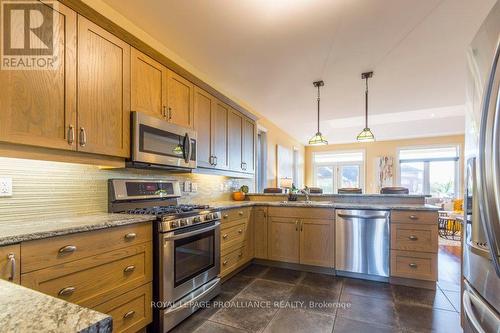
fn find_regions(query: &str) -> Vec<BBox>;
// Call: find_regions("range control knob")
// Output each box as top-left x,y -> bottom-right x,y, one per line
193,216 -> 202,223
170,221 -> 179,229
179,219 -> 188,226
205,213 -> 213,221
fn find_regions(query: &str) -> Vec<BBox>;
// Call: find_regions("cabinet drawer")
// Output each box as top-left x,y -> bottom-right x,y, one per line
0,244 -> 20,284
221,222 -> 247,250
391,224 -> 438,253
21,243 -> 152,308
268,207 -> 333,219
221,208 -> 251,223
95,283 -> 152,333
220,246 -> 248,277
390,250 -> 437,281
22,223 -> 152,273
391,210 -> 437,225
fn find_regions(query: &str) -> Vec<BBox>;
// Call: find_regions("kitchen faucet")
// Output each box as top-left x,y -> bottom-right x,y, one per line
300,187 -> 311,202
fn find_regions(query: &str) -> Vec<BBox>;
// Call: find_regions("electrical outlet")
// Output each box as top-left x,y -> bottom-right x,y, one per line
0,177 -> 13,197
184,181 -> 192,192
191,183 -> 198,192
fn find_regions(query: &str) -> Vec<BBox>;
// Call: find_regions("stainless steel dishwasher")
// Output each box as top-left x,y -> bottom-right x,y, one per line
335,209 -> 390,279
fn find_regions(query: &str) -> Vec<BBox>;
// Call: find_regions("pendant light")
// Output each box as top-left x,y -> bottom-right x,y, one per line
308,80 -> 328,145
357,71 -> 375,142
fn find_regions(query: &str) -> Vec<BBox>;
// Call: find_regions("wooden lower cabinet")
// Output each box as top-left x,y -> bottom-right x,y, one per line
253,207 -> 268,259
0,244 -> 20,284
391,250 -> 437,281
267,208 -> 334,268
94,283 -> 152,333
300,219 -> 334,267
19,222 -> 153,332
268,217 -> 300,263
220,208 -> 253,277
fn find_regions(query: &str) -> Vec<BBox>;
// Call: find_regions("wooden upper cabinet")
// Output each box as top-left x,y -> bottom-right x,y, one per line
242,118 -> 255,174
0,3 -> 77,150
194,87 -> 214,168
77,16 -> 131,158
167,70 -> 194,128
131,48 -> 167,119
228,109 -> 243,171
212,100 -> 229,170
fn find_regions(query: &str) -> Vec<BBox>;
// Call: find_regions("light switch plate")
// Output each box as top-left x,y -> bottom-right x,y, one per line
184,181 -> 191,192
0,177 -> 13,197
191,183 -> 198,192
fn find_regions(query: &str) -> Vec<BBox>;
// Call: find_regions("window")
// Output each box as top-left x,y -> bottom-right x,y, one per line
313,150 -> 365,194
398,146 -> 459,198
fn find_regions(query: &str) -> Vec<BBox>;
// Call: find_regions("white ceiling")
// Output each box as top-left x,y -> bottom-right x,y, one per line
102,0 -> 496,144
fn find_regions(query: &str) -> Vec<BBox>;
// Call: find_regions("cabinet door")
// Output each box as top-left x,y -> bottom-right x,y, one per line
77,16 -> 131,157
212,100 -> 229,170
0,3 -> 77,150
254,208 -> 268,259
0,244 -> 20,284
300,218 -> 334,267
228,109 -> 243,171
131,48 -> 167,120
268,217 -> 300,263
242,118 -> 255,173
194,87 -> 214,168
167,70 -> 194,128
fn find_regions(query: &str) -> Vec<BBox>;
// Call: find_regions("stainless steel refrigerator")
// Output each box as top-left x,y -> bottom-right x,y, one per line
464,1 -> 500,332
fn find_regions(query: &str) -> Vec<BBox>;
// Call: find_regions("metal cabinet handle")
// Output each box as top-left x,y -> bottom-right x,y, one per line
124,233 -> 137,241
58,245 -> 77,255
67,125 -> 75,145
223,260 -> 228,266
123,310 -> 135,319
238,252 -> 243,258
408,235 -> 418,241
223,234 -> 228,239
223,214 -> 229,219
409,215 -> 419,220
58,286 -> 76,297
162,106 -> 167,118
168,107 -> 172,120
7,253 -> 15,282
300,220 -> 303,232
408,263 -> 418,268
123,265 -> 135,273
79,127 -> 87,147
213,156 -> 218,166
295,220 -> 299,231
238,229 -> 243,234
238,211 -> 244,216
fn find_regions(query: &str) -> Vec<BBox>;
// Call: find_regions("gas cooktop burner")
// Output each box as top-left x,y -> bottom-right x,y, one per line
126,204 -> 210,216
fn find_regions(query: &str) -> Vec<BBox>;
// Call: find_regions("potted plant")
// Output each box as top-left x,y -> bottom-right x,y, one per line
232,185 -> 249,201
288,183 -> 299,201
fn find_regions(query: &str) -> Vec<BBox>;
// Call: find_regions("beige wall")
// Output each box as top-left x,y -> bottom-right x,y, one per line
257,118 -> 305,189
305,135 -> 465,195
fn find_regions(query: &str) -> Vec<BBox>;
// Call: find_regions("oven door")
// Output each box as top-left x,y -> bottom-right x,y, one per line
160,221 -> 220,303
131,111 -> 197,169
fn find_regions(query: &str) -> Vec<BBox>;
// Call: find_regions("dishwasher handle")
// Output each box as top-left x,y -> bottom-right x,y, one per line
337,212 -> 389,220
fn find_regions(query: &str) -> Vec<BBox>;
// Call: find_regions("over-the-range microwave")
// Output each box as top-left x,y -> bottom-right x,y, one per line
128,111 -> 197,171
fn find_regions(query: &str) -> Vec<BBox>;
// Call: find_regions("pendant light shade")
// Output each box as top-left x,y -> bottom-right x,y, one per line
357,71 -> 375,142
309,80 -> 328,145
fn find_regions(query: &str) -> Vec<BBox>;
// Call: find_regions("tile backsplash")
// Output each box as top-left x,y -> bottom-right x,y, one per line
0,157 -> 254,223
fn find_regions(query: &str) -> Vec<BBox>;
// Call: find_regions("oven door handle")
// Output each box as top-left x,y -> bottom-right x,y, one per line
163,222 -> 220,241
165,277 -> 221,315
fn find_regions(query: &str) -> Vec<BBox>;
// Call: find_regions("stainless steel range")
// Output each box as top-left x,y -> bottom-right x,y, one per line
108,179 -> 221,333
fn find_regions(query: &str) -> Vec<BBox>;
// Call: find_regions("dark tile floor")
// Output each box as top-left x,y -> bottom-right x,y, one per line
170,261 -> 462,333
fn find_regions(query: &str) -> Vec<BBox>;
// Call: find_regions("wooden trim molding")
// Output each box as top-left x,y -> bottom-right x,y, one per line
59,0 -> 258,121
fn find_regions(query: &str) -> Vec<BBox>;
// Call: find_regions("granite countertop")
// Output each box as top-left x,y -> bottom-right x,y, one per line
209,201 -> 440,211
0,213 -> 156,246
246,193 -> 431,198
0,280 -> 111,333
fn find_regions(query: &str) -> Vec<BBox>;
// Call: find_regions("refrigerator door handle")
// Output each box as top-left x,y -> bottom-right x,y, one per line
477,36 -> 500,277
